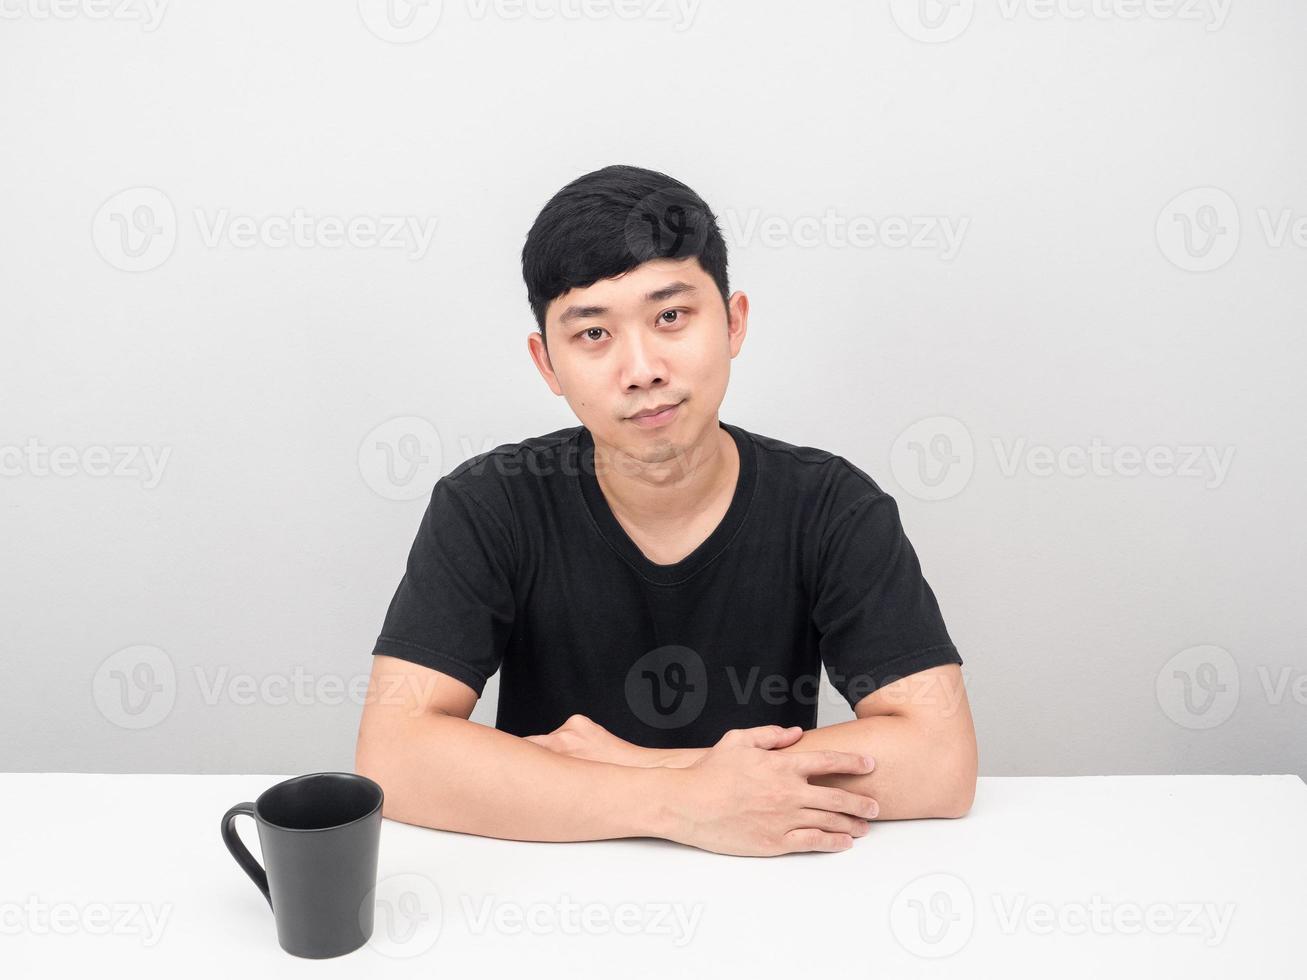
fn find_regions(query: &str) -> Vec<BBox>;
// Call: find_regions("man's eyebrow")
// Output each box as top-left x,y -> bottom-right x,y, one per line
557,281 -> 699,326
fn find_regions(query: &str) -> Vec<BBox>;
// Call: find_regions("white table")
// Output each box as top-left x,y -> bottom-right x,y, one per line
2,773 -> 1303,977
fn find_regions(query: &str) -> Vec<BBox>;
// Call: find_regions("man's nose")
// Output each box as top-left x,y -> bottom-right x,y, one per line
620,329 -> 667,390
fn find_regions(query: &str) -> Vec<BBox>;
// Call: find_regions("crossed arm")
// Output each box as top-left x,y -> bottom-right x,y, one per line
355,656 -> 976,857
526,663 -> 977,820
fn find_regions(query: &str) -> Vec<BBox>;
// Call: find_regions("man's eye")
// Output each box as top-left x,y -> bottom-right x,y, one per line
659,309 -> 685,325
579,327 -> 609,343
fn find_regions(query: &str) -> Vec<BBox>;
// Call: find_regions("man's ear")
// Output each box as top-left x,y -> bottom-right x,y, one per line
527,329 -> 564,396
726,290 -> 749,358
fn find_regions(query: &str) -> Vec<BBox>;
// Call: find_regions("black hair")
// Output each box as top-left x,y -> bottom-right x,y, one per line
521,164 -> 730,347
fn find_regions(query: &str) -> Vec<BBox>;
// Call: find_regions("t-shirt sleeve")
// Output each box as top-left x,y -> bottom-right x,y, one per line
812,490 -> 962,709
371,477 -> 516,696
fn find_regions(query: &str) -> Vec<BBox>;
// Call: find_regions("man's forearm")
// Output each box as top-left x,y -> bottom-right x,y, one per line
638,717 -> 974,819
356,711 -> 682,842
771,714 -> 976,819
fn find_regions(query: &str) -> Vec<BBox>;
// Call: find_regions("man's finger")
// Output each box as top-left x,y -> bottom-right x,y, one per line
788,749 -> 875,777
781,827 -> 854,853
801,785 -> 879,820
731,725 -> 804,750
793,808 -> 871,838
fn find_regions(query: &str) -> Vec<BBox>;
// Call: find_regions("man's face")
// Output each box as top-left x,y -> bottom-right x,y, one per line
527,256 -> 748,467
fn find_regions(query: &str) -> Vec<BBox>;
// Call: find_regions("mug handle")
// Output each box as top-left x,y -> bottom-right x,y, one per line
221,803 -> 272,909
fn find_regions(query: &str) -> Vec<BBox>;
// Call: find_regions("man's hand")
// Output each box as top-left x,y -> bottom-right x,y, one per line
524,714 -> 651,767
659,725 -> 879,856
525,714 -> 763,770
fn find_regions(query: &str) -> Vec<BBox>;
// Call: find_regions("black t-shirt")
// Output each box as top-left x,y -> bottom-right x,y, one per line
372,420 -> 962,747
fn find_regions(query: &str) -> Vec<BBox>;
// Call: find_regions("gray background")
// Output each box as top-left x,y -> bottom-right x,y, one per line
2,0 -> 1303,777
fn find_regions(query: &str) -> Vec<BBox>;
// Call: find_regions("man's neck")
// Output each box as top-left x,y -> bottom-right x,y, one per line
592,419 -> 738,530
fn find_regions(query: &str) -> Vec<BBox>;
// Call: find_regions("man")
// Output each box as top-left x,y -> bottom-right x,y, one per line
355,165 -> 976,857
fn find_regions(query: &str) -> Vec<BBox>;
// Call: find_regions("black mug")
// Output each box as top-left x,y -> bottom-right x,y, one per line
220,771 -> 384,958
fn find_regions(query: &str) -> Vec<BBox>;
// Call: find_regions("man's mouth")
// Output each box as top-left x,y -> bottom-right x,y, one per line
627,400 -> 684,428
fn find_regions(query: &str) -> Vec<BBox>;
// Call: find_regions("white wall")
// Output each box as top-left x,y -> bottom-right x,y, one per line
2,0 -> 1303,776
